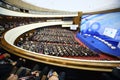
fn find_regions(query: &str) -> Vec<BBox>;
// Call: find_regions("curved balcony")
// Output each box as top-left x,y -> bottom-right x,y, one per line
1,22 -> 120,72
0,0 -> 77,17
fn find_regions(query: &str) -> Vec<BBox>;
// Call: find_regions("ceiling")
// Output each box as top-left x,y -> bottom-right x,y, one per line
22,0 -> 120,12
4,0 -> 120,13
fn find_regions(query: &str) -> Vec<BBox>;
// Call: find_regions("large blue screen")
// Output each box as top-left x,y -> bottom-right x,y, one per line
80,12 -> 120,42
77,12 -> 120,56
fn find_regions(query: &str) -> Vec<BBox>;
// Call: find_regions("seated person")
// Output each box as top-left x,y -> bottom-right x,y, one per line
7,74 -> 18,80
48,71 -> 59,80
18,70 -> 40,80
11,58 -> 26,75
7,65 -> 40,80
0,53 -> 10,60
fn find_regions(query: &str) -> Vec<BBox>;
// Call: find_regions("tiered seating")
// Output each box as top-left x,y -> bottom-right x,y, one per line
32,28 -> 78,44
0,16 -> 43,38
45,43 -> 99,57
18,26 -> 99,57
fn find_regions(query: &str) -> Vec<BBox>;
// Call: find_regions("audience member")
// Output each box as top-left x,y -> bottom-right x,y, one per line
48,71 -> 59,80
0,53 -> 10,60
11,58 -> 26,75
7,74 -> 18,80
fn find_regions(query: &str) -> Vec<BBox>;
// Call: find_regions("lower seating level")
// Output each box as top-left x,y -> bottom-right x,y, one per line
16,26 -> 119,60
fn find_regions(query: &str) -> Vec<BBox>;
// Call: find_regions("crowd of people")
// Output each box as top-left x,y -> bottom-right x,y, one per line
0,16 -> 44,37
7,64 -> 66,80
1,43 -> 120,80
0,3 -> 120,79
0,48 -> 66,80
17,26 -> 99,57
1,48 -> 120,80
32,28 -> 78,44
0,51 -> 25,80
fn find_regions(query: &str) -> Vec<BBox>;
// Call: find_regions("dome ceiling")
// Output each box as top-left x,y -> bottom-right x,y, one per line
22,0 -> 120,12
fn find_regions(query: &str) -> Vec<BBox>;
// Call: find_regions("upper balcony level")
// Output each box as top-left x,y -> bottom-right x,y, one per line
0,0 -> 78,17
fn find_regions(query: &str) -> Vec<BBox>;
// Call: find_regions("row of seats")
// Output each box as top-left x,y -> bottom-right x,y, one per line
20,41 -> 99,57
35,28 -> 73,37
43,43 -> 99,57
32,27 -> 77,44
0,18 -> 42,30
0,16 -> 43,38
32,35 -> 78,44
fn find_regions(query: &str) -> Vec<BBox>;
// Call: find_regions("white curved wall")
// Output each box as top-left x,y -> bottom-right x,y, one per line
0,7 -> 77,17
23,0 -> 120,12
